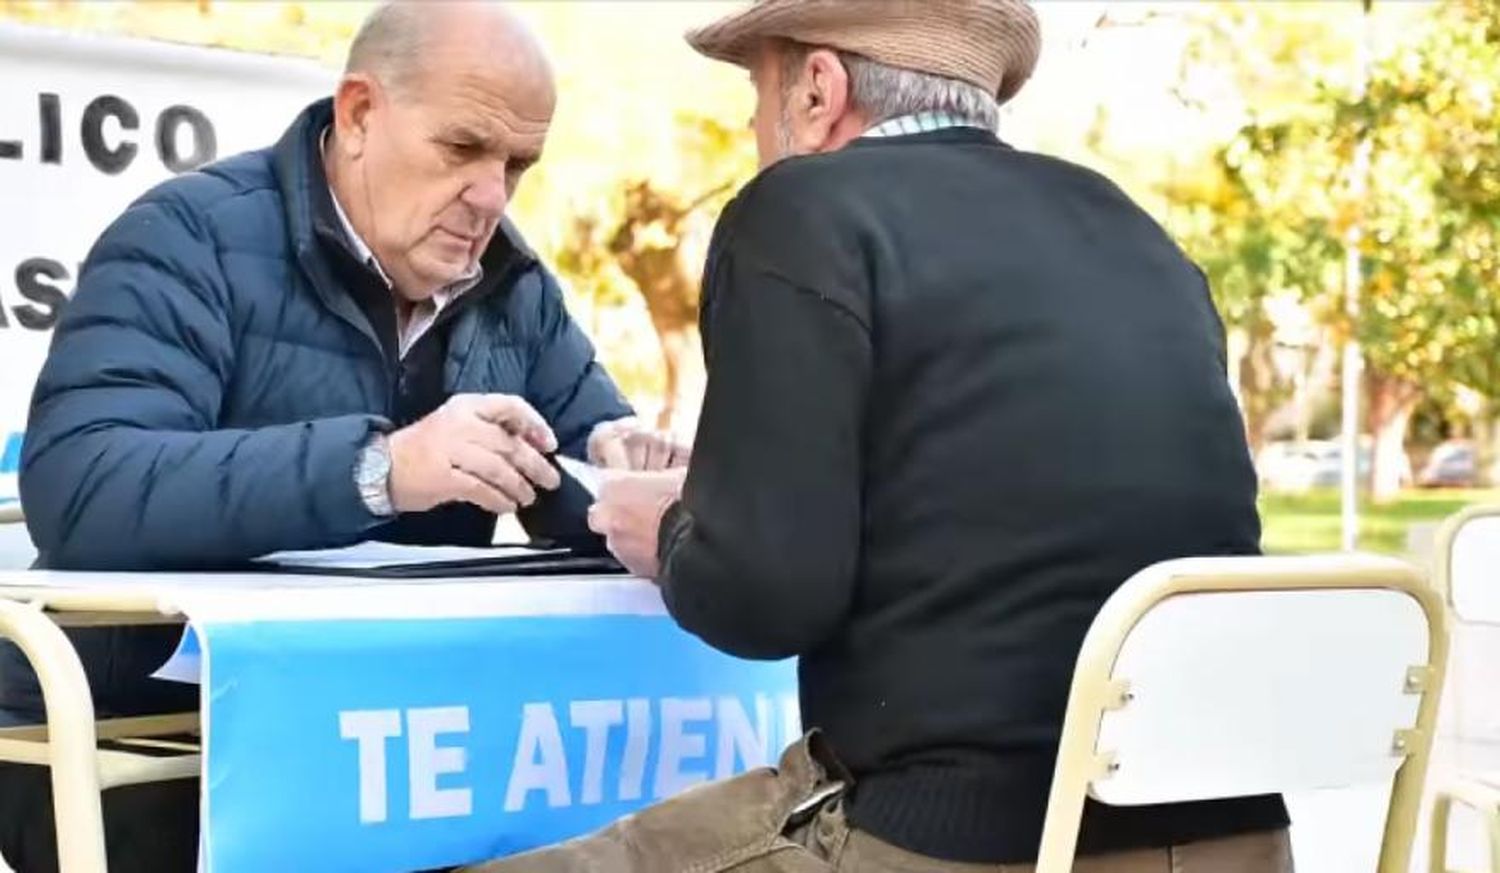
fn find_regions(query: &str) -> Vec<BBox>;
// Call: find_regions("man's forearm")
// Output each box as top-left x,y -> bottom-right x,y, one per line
21,415 -> 386,570
657,499 -> 856,661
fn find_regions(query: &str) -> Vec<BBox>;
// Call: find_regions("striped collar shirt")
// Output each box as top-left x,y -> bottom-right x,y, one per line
861,111 -> 990,139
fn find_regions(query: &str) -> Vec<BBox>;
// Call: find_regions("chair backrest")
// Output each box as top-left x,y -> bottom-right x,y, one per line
1436,505 -> 1500,626
1036,554 -> 1447,873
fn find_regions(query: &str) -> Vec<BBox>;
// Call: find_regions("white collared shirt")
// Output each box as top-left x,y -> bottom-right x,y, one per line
321,128 -> 483,358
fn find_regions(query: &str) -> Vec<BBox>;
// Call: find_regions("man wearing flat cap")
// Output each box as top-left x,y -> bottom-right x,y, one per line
476,1 -> 1289,871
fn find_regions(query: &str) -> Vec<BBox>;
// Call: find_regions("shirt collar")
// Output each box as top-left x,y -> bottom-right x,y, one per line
861,111 -> 989,139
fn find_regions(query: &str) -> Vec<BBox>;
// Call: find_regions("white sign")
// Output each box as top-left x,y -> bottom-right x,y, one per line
0,23 -> 335,504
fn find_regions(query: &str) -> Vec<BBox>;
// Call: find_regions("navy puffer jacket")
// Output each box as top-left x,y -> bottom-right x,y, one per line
10,99 -> 631,719
21,98 -> 630,571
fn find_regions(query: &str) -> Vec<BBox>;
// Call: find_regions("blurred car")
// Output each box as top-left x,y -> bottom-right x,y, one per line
1257,439 -> 1393,492
1256,441 -> 1315,490
1417,440 -> 1478,488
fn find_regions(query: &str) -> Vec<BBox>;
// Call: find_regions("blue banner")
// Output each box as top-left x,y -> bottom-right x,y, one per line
0,431 -> 21,505
200,613 -> 800,872
0,432 -> 20,476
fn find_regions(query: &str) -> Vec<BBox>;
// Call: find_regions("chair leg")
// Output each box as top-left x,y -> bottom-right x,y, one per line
0,600 -> 107,873
1430,780 -> 1500,873
1432,791 -> 1456,873
1034,779 -> 1088,873
1034,745 -> 1107,873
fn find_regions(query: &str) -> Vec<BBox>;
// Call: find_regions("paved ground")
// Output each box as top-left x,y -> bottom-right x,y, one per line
1288,619 -> 1499,871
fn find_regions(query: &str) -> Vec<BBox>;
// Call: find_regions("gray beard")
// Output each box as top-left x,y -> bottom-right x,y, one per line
775,107 -> 798,162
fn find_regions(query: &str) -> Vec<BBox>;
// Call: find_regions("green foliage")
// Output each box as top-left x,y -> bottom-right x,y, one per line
1167,0 -> 1500,402
0,0 -> 371,61
1352,0 -> 1500,395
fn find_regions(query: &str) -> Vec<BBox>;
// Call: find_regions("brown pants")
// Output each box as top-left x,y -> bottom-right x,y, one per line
466,735 -> 1294,873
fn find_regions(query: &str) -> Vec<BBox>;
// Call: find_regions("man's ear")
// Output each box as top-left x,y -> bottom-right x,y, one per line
797,48 -> 852,150
332,74 -> 379,159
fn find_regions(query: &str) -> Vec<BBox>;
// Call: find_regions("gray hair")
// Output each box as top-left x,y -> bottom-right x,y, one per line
843,54 -> 1001,131
780,43 -> 1001,134
345,1 -> 428,95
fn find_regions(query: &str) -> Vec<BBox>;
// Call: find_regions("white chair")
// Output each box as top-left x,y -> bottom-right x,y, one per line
1438,505 -> 1500,628
1432,780 -> 1500,873
1035,554 -> 1447,873
1432,506 -> 1500,873
0,500 -> 197,871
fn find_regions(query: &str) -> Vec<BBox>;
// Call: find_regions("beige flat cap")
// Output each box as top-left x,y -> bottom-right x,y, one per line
686,0 -> 1041,105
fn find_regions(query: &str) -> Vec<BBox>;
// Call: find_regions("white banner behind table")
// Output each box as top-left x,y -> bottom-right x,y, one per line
0,22 -> 335,510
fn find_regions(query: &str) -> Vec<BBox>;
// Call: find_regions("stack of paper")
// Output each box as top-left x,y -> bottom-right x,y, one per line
253,541 -> 620,578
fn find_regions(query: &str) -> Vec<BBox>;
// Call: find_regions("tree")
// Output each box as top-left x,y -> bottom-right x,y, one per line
1350,0 -> 1500,493
558,176 -> 729,431
1156,1 -> 1362,453
552,113 -> 754,433
1165,0 -> 1500,500
0,0 -> 369,60
1162,121 -> 1343,453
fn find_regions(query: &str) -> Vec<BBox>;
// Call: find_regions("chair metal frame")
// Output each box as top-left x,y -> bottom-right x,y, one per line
1432,776 -> 1500,873
0,549 -> 198,873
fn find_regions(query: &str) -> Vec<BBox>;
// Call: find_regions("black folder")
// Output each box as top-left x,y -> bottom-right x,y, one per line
254,549 -> 626,578
250,454 -> 625,578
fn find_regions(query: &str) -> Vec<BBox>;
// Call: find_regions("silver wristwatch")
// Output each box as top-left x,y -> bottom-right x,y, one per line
354,433 -> 395,517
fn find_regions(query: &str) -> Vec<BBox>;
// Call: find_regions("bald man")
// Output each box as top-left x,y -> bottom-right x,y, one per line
5,3 -> 681,869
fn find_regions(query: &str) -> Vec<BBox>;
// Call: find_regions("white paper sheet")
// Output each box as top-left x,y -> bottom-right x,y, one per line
153,624 -> 202,684
253,542 -> 555,571
556,454 -> 603,497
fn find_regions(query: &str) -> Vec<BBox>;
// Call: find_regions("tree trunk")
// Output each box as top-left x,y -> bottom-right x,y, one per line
1233,309 -> 1279,456
1475,404 -> 1500,488
616,259 -> 701,432
1365,371 -> 1419,504
607,182 -> 707,434
633,282 -> 704,433
654,326 -> 705,436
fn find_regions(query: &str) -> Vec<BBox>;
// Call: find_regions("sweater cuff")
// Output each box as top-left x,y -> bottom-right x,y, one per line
656,500 -> 688,566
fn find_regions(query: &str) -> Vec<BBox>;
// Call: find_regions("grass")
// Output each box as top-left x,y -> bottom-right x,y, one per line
1259,488 -> 1500,555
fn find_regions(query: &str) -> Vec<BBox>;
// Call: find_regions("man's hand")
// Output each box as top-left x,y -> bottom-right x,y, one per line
388,394 -> 562,515
587,468 -> 687,579
588,417 -> 691,471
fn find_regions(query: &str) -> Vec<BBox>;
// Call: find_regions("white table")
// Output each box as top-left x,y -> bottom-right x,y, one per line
0,570 -> 695,872
0,510 -> 32,570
